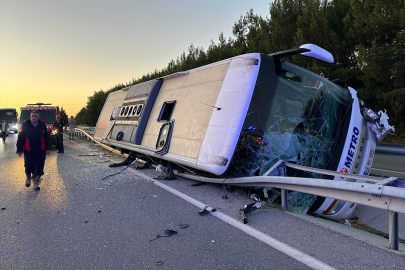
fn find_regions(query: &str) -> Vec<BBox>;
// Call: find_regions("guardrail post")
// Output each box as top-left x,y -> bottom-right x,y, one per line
281,189 -> 288,210
389,211 -> 399,250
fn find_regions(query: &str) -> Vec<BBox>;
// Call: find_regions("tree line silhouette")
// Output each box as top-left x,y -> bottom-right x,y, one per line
75,0 -> 405,134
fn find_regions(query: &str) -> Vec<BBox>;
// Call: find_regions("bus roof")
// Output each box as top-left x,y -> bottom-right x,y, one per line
21,106 -> 58,110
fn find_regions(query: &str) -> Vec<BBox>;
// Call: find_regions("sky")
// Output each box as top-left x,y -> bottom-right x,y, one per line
0,0 -> 272,117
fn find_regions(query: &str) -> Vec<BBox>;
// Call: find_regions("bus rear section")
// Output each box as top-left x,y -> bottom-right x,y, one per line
19,103 -> 60,145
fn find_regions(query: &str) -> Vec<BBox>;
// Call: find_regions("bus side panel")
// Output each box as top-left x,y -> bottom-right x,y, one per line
140,62 -> 230,160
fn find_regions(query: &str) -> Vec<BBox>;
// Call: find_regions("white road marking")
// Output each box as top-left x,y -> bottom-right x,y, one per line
68,138 -> 335,269
133,170 -> 336,270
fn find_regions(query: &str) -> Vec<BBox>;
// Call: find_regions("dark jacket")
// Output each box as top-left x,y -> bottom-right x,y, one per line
16,120 -> 50,153
53,121 -> 65,134
1,122 -> 9,132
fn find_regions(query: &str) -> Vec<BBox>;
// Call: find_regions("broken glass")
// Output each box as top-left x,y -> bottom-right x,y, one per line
227,58 -> 352,214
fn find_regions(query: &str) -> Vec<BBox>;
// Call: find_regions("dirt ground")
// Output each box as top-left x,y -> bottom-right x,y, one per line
381,136 -> 405,145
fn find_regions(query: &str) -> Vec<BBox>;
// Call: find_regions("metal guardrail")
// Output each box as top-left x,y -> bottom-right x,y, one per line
75,126 -> 95,137
74,127 -> 124,156
375,144 -> 405,155
175,161 -> 405,250
73,127 -> 405,250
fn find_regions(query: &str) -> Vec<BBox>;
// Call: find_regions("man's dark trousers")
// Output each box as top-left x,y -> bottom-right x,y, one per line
24,151 -> 46,177
55,134 -> 64,152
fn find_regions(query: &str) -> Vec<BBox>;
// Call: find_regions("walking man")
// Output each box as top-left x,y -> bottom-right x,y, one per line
53,115 -> 66,153
16,110 -> 51,190
1,119 -> 8,142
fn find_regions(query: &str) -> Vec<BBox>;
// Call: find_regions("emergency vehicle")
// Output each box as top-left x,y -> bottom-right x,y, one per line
19,103 -> 60,145
93,44 -> 394,220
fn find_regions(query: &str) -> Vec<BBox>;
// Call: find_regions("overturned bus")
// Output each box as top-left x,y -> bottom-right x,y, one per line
93,44 -> 394,220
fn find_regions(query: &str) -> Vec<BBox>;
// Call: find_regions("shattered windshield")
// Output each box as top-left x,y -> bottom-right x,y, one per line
228,58 -> 351,178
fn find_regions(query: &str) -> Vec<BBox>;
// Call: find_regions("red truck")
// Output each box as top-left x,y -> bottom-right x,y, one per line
19,103 -> 60,145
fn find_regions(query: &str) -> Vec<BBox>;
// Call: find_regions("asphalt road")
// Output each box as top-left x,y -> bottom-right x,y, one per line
1,133 -> 405,270
355,147 -> 405,240
371,149 -> 405,179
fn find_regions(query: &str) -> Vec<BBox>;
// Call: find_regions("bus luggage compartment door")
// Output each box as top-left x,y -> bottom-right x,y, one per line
155,120 -> 174,155
111,125 -> 135,143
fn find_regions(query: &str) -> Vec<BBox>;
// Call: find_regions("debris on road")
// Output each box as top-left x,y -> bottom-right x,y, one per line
199,205 -> 217,216
154,163 -> 175,180
179,222 -> 189,229
239,194 -> 263,224
149,229 -> 178,242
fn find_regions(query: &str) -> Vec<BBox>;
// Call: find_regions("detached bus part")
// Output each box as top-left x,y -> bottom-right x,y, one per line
93,44 -> 394,220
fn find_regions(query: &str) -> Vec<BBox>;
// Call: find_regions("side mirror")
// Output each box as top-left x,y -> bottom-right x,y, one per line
300,44 -> 334,63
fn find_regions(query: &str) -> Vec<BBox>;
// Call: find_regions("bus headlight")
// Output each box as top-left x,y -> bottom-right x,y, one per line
363,108 -> 379,123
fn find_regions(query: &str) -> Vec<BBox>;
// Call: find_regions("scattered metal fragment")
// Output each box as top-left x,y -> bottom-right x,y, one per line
1,207 -> 6,210
149,235 -> 162,242
179,222 -> 189,229
154,163 -> 175,180
199,206 -> 209,216
84,220 -> 88,224
239,209 -> 248,224
164,229 -> 177,236
109,151 -> 137,167
101,166 -> 130,180
239,194 -> 263,224
149,229 -> 178,242
155,260 -> 163,266
135,159 -> 150,170
251,194 -> 261,202
199,206 -> 216,216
